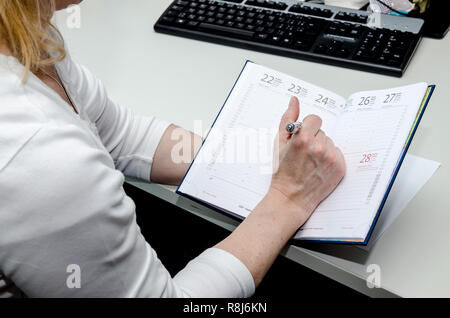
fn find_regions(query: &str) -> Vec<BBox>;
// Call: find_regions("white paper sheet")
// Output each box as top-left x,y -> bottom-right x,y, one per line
360,154 -> 441,250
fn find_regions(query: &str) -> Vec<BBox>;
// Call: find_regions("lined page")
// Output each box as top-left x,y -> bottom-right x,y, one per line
179,62 -> 346,219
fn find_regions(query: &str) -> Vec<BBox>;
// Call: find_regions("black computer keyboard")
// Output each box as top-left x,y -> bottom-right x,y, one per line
154,0 -> 425,77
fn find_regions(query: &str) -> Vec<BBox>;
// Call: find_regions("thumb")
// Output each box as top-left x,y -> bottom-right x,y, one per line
278,96 -> 300,146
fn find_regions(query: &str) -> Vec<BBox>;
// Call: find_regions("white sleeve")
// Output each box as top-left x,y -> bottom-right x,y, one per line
0,122 -> 254,298
174,248 -> 255,297
56,56 -> 171,181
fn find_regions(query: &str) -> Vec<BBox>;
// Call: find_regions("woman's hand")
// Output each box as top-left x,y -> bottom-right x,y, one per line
215,96 -> 346,288
269,96 -> 346,227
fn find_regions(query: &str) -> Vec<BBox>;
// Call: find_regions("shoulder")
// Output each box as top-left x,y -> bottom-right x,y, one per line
55,50 -> 98,93
55,51 -> 109,121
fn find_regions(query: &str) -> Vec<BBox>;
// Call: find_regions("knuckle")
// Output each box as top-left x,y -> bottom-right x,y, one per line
325,151 -> 337,165
336,162 -> 346,178
295,134 -> 312,148
313,143 -> 326,158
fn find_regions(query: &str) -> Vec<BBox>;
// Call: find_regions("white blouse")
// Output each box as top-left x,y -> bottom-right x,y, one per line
0,53 -> 254,298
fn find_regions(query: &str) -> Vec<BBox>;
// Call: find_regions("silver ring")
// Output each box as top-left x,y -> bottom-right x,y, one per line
285,122 -> 302,135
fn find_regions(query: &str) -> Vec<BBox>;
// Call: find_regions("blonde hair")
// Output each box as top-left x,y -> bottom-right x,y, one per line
0,0 -> 66,79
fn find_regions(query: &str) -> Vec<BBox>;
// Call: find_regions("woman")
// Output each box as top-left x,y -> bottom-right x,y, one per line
0,0 -> 345,297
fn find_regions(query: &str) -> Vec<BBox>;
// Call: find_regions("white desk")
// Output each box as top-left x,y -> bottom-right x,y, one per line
55,0 -> 450,297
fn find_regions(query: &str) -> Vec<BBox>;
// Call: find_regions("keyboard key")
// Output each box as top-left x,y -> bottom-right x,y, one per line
255,33 -> 269,41
160,16 -> 175,25
187,20 -> 199,27
175,18 -> 186,25
293,39 -> 312,51
281,38 -> 293,46
199,22 -> 255,38
336,48 -> 350,58
245,0 -> 288,11
313,44 -> 326,54
335,11 -> 368,24
289,4 -> 333,18
270,35 -> 281,43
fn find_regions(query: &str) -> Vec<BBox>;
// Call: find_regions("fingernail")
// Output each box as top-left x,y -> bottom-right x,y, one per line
289,96 -> 295,106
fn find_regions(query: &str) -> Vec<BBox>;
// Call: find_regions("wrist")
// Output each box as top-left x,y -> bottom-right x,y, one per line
255,187 -> 313,232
